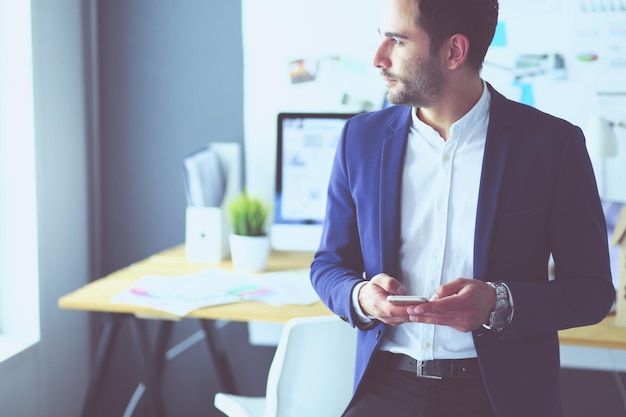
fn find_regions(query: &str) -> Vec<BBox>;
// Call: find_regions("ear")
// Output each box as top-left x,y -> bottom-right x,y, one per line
442,33 -> 470,70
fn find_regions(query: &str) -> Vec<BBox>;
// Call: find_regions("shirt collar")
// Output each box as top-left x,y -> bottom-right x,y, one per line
411,80 -> 491,142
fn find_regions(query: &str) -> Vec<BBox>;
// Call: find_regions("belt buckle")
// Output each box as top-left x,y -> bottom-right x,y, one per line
415,360 -> 442,380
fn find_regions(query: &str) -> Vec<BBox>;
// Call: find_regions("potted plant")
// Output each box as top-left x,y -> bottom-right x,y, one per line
228,190 -> 271,272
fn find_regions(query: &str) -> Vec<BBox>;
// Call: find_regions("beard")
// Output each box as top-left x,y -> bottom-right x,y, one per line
383,53 -> 444,108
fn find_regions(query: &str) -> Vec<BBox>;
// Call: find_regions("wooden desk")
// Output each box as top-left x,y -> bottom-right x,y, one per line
59,245 -> 331,322
59,245 -> 331,417
559,313 -> 626,350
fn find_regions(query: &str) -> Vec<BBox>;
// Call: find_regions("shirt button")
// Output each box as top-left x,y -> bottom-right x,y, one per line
437,202 -> 445,210
443,154 -> 451,161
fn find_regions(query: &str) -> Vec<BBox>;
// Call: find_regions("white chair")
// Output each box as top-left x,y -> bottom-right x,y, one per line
214,315 -> 357,417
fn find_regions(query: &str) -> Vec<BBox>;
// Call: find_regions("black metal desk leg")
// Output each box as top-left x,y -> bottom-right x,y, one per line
129,318 -> 168,417
199,320 -> 237,394
154,320 -> 175,381
80,313 -> 124,417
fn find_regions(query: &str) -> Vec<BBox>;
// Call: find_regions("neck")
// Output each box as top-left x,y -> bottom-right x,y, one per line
416,76 -> 484,140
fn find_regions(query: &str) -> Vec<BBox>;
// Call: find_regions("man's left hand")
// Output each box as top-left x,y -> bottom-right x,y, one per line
407,278 -> 496,332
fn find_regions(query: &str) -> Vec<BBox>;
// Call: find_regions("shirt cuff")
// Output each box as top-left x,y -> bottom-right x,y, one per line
351,281 -> 374,324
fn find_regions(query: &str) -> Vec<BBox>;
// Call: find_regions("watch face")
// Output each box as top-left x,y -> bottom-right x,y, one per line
493,306 -> 512,328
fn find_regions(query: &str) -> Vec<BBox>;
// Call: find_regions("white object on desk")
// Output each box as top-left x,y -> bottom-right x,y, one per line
186,206 -> 230,263
585,116 -> 618,160
585,116 -> 619,201
110,268 -> 244,317
183,147 -> 226,207
184,142 -> 242,262
110,268 -> 320,318
590,94 -> 626,204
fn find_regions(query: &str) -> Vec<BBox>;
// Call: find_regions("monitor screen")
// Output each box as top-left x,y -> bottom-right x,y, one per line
271,112 -> 357,251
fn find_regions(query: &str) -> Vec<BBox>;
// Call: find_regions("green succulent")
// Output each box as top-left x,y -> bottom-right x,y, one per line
229,191 -> 270,236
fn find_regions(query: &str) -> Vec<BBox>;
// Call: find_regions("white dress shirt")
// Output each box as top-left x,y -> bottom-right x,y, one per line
354,82 -> 491,361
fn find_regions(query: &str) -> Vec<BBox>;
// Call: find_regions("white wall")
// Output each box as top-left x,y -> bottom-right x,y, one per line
0,0 -> 40,361
243,0 -> 626,203
242,0 -> 385,202
484,1 -> 626,202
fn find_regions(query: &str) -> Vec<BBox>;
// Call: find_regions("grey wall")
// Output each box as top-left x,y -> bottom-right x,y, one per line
97,0 -> 245,271
0,0 -> 92,416
94,2 -> 271,417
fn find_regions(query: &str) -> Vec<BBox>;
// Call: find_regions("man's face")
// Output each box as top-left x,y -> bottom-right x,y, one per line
374,0 -> 445,108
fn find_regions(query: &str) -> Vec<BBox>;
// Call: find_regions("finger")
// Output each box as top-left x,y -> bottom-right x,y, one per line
409,314 -> 475,332
359,281 -> 407,321
370,273 -> 407,295
411,294 -> 463,314
408,302 -> 478,331
408,288 -> 490,332
359,281 -> 416,325
434,277 -> 471,298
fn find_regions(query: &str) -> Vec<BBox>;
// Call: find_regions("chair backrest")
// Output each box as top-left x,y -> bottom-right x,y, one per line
264,316 -> 357,417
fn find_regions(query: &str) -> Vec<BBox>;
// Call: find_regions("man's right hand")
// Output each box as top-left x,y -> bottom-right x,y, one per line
358,273 -> 414,326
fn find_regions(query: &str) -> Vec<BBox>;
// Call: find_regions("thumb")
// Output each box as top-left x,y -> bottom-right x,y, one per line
435,278 -> 467,298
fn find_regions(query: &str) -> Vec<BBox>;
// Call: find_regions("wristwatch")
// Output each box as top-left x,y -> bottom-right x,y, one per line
483,282 -> 513,332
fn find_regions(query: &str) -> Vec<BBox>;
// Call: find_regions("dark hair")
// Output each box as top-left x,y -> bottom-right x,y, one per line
416,0 -> 499,71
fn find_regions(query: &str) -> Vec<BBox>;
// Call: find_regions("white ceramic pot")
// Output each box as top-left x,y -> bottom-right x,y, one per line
229,234 -> 270,273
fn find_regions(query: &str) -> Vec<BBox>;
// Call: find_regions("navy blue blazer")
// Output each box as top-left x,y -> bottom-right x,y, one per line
310,85 -> 615,417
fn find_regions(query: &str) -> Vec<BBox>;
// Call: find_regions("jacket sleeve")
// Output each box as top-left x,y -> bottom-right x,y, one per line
500,124 -> 615,339
310,118 -> 368,328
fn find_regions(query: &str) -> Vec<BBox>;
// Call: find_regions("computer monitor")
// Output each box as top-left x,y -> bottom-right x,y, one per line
271,112 -> 357,251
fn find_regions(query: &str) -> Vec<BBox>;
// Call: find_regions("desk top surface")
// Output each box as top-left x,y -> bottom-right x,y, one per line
59,245 -> 626,348
58,245 -> 332,323
557,313 -> 626,350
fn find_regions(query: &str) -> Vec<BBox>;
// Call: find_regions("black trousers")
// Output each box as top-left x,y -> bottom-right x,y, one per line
342,352 -> 497,417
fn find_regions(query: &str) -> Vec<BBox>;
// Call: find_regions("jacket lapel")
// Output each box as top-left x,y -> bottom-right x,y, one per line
473,85 -> 515,281
379,106 -> 412,275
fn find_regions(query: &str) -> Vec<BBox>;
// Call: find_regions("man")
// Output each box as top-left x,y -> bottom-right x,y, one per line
310,0 -> 616,416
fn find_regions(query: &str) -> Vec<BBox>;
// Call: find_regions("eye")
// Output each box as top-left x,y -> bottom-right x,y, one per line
377,29 -> 406,46
380,35 -> 401,46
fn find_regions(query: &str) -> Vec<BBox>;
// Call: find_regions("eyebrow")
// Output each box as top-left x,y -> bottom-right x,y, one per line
377,28 -> 410,40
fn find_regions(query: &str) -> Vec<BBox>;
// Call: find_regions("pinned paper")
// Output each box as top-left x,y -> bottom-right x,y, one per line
491,22 -> 508,47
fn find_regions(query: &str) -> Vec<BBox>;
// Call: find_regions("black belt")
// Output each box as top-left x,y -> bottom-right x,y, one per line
379,351 -> 481,380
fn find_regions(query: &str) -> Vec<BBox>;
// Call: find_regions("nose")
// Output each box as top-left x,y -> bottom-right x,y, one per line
373,42 -> 391,69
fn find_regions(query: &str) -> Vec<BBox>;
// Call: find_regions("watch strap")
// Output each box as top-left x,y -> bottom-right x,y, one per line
483,281 -> 513,332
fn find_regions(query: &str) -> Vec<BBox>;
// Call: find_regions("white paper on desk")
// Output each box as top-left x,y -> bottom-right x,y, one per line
242,269 -> 320,306
110,268 -> 255,317
110,267 -> 321,317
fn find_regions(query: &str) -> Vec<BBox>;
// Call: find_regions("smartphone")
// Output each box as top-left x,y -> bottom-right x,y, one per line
386,295 -> 429,305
